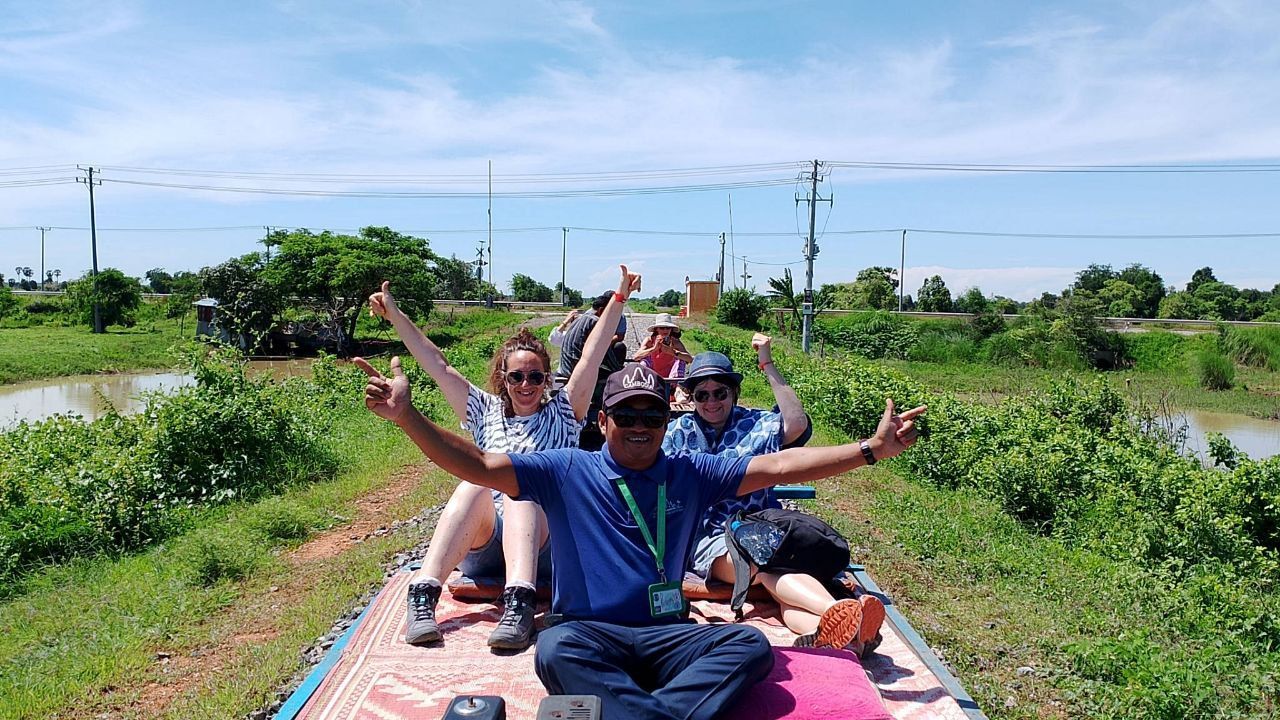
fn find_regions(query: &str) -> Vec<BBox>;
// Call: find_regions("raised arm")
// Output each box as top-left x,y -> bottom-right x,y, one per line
737,399 -> 925,496
355,356 -> 518,496
564,265 -> 641,420
369,281 -> 471,421
753,333 -> 808,445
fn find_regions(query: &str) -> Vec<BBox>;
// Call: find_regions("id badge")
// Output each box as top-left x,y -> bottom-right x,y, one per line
648,581 -> 686,618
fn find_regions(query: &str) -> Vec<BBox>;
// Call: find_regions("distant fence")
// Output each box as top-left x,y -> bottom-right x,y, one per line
771,308 -> 1280,332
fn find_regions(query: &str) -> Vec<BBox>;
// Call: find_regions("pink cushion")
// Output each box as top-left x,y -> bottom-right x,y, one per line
729,648 -> 892,720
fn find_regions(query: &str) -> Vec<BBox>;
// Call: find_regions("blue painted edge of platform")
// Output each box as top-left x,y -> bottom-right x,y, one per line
773,485 -> 816,500
851,564 -> 989,720
275,582 -> 389,720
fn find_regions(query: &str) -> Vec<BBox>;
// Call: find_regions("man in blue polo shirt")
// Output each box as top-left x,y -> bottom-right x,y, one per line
355,358 -> 925,720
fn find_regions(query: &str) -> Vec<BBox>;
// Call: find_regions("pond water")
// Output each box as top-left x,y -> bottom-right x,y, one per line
1178,408 -> 1280,463
0,359 -> 317,429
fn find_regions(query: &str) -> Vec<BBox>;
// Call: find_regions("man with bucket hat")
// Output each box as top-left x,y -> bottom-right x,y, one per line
357,353 -> 925,720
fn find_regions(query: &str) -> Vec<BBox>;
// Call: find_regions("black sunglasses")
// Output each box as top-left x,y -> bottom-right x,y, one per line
693,387 -> 731,403
504,369 -> 547,386
607,407 -> 670,429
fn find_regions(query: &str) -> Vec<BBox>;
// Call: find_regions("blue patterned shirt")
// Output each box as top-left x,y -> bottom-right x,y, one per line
661,406 -> 785,554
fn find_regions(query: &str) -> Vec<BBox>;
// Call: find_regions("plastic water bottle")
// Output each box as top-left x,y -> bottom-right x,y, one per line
733,521 -> 785,567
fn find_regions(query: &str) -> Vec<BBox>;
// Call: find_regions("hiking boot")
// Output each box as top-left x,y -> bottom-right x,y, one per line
487,585 -> 536,650
405,582 -> 442,645
797,598 -> 863,650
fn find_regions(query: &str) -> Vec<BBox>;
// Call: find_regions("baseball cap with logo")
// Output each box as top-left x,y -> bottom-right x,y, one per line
602,363 -> 669,409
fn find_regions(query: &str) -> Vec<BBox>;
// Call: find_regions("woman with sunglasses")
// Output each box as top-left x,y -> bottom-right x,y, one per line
368,265 -> 641,650
662,334 -> 886,655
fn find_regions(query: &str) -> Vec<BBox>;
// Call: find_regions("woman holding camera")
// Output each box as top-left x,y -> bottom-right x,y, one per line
632,312 -> 693,381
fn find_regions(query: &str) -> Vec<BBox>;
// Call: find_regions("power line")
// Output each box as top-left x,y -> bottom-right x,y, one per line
827,159 -> 1280,173
3,223 -> 1279,240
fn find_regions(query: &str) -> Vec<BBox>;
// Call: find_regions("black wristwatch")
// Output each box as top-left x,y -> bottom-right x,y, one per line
859,439 -> 877,465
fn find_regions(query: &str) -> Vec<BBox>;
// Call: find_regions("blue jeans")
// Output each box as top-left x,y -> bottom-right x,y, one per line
534,620 -> 773,720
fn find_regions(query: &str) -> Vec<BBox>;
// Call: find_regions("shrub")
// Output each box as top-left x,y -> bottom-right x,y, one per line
1123,331 -> 1189,373
1220,326 -> 1280,371
1195,347 -> 1235,390
715,288 -> 769,329
814,312 -> 918,359
182,527 -> 261,585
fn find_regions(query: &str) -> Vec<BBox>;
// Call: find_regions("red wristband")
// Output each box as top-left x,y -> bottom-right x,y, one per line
613,291 -> 625,303
758,361 -> 774,371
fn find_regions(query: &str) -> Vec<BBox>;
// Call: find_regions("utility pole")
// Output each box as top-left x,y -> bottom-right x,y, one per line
740,257 -> 750,289
898,230 -> 906,312
487,160 -> 493,288
38,227 -> 49,291
795,159 -> 831,353
561,227 -> 568,305
718,232 -> 726,297
76,166 -> 103,333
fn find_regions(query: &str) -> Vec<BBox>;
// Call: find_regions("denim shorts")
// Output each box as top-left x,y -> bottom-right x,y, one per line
690,534 -> 728,577
458,509 -> 553,586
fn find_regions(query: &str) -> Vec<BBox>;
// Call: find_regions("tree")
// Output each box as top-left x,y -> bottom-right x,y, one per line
201,253 -> 281,348
432,254 -> 484,300
916,275 -> 953,312
1073,264 -> 1115,294
1158,291 -> 1208,320
953,287 -> 990,314
554,282 -> 584,307
510,274 -> 554,302
1187,267 -> 1218,294
767,269 -> 802,329
144,268 -> 174,294
1097,278 -> 1142,318
264,226 -> 437,352
0,284 -> 18,320
1116,264 -> 1165,318
65,268 -> 143,328
656,289 -> 684,308
850,266 -> 898,310
715,288 -> 769,329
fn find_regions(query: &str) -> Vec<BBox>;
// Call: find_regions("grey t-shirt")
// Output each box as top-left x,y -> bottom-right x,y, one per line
557,311 -> 626,377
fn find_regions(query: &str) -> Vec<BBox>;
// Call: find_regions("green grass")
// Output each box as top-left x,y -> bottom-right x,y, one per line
0,318 -> 194,384
880,358 -> 1280,419
0,404 -> 433,720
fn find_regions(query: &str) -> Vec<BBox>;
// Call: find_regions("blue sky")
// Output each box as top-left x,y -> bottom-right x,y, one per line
2,0 -> 1279,301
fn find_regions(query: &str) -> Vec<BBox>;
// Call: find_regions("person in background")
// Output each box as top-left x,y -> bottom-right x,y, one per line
356,355 -> 924,720
548,308 -> 581,348
556,290 -> 630,450
367,265 -> 640,650
633,312 -> 693,382
663,336 -> 887,655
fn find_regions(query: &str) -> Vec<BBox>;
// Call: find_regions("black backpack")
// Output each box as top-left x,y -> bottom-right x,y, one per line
724,508 -> 850,620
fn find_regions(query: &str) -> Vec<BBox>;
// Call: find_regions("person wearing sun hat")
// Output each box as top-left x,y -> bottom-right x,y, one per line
663,334 -> 888,656
633,312 -> 693,381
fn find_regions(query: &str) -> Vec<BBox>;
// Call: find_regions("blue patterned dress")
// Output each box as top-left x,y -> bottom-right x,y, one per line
661,406 -> 786,576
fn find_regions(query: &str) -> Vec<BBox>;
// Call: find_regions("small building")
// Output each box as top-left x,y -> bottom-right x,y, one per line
193,298 -> 224,340
684,279 -> 720,317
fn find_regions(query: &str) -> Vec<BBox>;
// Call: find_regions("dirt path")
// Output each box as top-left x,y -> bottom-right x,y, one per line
91,463 -> 434,719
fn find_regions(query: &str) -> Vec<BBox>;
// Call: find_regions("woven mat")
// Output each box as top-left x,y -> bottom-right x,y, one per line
297,571 -> 969,720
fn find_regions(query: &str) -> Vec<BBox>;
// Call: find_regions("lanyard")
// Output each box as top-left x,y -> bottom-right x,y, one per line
614,477 -> 667,583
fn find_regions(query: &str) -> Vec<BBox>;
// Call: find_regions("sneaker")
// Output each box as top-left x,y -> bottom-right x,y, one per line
812,598 -> 864,650
856,594 -> 886,657
487,585 -> 537,650
405,582 -> 442,645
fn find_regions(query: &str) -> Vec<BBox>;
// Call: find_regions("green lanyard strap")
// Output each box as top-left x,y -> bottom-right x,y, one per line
614,477 -> 667,583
